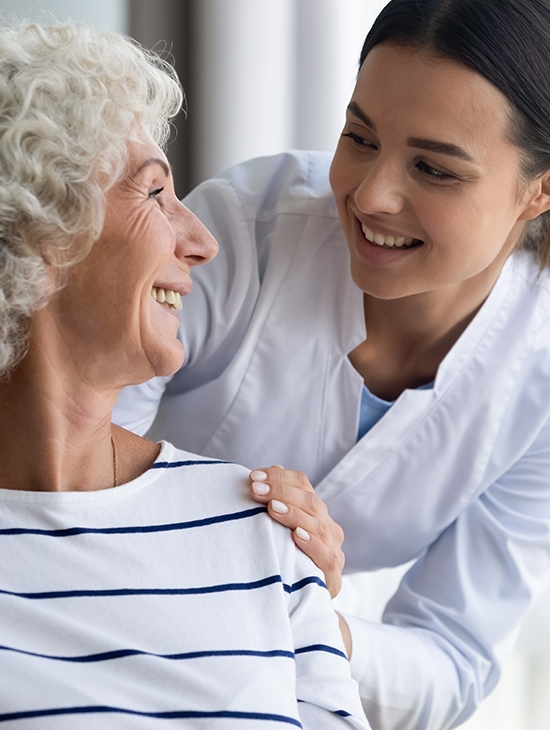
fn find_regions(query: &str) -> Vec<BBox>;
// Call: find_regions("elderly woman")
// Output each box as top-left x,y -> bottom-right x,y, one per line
0,22 -> 369,729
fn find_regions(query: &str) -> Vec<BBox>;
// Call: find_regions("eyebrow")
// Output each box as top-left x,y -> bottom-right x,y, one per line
348,101 -> 377,131
407,138 -> 474,162
347,101 -> 475,163
135,157 -> 171,177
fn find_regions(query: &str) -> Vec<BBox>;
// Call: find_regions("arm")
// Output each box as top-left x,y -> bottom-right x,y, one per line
254,419 -> 550,730
277,526 -> 371,729
345,417 -> 550,730
250,466 -> 346,598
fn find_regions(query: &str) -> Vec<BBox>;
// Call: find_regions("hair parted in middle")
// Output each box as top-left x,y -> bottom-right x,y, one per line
360,0 -> 550,268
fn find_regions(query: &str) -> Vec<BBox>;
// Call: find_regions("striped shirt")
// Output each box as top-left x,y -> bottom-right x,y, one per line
0,441 -> 369,729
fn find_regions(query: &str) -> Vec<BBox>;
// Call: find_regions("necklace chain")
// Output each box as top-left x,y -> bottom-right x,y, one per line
111,435 -> 118,488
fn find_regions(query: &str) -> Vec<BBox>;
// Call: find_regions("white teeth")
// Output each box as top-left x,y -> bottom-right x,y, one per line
361,224 -> 415,248
151,287 -> 183,311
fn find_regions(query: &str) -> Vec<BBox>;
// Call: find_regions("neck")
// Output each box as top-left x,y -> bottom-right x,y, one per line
364,276 -> 486,353
0,310 -> 157,493
350,252 -> 511,400
0,348 -> 119,493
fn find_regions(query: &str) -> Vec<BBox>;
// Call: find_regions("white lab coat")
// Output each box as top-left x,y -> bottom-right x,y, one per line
114,151 -> 550,730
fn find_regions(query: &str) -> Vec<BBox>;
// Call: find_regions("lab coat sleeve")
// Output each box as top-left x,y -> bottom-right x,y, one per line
345,415 -> 550,730
277,527 -> 371,729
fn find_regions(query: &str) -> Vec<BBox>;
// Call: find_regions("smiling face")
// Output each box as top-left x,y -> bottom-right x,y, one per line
329,44 -> 547,301
48,134 -> 218,387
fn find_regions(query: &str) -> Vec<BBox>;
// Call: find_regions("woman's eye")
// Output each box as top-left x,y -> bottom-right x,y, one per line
148,186 -> 165,199
341,131 -> 376,150
416,161 -> 456,182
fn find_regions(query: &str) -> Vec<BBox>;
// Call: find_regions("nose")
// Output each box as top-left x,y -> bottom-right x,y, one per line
174,200 -> 219,267
353,156 -> 405,217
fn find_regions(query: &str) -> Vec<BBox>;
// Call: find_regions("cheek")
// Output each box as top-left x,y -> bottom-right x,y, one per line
329,147 -> 349,199
144,302 -> 185,377
330,157 -> 361,239
129,222 -> 175,283
146,215 -> 177,259
420,187 -> 516,257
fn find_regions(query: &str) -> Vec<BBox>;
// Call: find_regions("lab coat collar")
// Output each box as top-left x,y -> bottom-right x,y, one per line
317,252 -> 529,504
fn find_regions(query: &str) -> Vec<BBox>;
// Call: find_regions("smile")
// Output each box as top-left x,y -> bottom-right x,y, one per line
151,287 -> 183,311
361,224 -> 422,249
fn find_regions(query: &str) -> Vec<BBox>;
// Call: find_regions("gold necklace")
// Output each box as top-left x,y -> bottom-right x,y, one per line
111,435 -> 118,487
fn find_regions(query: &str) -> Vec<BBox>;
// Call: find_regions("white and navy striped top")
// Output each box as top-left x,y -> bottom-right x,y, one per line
0,441 -> 369,729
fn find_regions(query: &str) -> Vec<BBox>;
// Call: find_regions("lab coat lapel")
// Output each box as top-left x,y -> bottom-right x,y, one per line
315,255 -> 527,569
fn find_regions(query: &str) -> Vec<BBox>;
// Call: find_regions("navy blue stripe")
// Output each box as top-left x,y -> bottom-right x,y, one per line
0,506 -> 266,537
295,644 -> 347,660
0,574 -> 325,601
150,459 -> 230,469
283,576 -> 327,593
0,574 -> 284,600
0,706 -> 301,726
297,702 -> 351,718
0,643 -> 294,664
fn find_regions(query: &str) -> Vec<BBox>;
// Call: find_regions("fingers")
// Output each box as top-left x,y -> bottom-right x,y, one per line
265,495 -> 327,541
292,524 -> 345,599
248,465 -> 345,598
266,494 -> 345,598
250,466 -> 314,495
249,466 -> 322,512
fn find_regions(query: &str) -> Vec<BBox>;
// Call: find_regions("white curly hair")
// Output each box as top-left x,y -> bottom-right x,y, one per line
0,21 -> 183,377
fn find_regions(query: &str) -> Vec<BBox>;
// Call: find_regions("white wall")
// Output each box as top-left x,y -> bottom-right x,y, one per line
0,0 -> 127,32
193,0 -> 295,184
191,0 -> 390,184
295,0 -> 389,152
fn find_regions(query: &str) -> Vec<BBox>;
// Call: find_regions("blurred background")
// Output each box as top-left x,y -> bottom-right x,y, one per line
0,1 -> 549,728
0,0 -> 387,194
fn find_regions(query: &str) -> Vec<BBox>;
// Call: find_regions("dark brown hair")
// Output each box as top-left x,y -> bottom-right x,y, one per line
361,0 -> 550,267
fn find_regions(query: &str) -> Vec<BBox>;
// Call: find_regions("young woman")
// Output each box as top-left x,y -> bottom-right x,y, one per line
115,1 -> 550,728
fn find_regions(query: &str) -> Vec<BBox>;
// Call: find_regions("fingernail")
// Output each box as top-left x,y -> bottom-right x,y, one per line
252,481 -> 270,496
295,527 -> 310,542
250,470 -> 267,482
271,500 -> 289,514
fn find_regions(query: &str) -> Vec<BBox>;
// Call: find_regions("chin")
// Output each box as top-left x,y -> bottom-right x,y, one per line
153,349 -> 185,378
350,262 -> 426,300
138,336 -> 185,379
350,269 -> 394,299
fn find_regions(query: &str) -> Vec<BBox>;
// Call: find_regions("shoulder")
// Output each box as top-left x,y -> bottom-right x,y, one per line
508,251 -> 550,302
152,441 -> 252,508
507,252 -> 550,344
483,253 -> 550,451
152,442 -> 315,578
184,150 -> 338,223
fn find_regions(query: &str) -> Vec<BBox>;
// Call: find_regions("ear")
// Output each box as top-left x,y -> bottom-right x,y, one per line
518,171 -> 550,221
